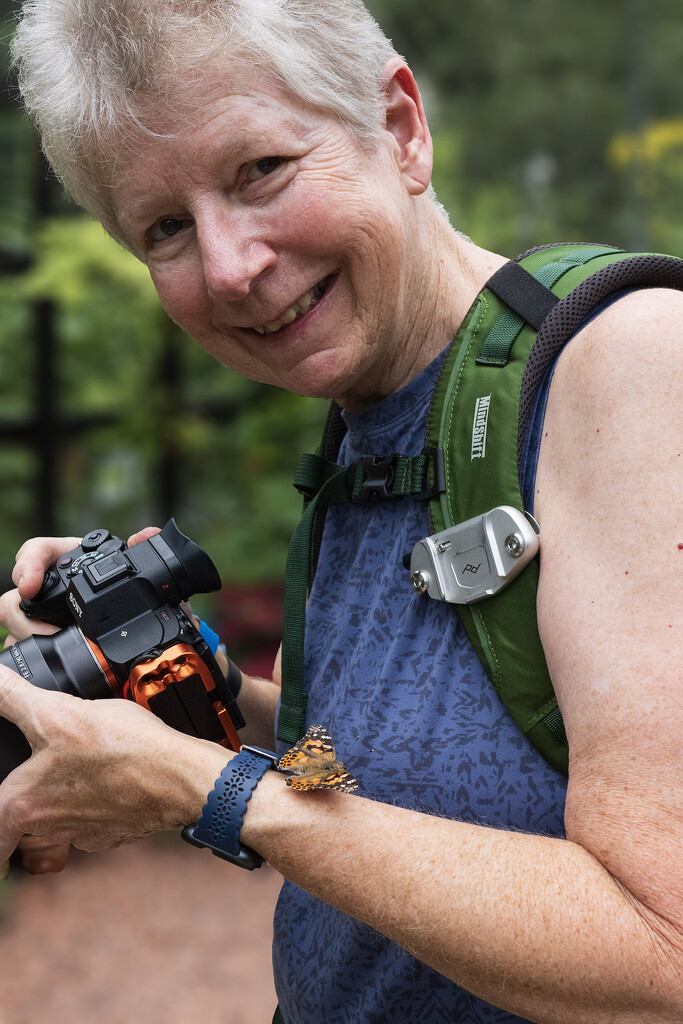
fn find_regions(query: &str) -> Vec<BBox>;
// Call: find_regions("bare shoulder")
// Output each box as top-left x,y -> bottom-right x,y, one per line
583,284 -> 683,352
534,286 -> 682,522
542,286 -> 683,421
533,286 -> 682,923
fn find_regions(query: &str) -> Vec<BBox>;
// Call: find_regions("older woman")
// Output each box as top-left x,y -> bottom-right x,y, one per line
1,2 -> 681,1023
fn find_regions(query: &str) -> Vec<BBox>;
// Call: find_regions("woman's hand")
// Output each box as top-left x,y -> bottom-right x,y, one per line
0,527 -> 165,874
0,665 -> 227,864
0,528 -> 162,645
0,535 -> 81,645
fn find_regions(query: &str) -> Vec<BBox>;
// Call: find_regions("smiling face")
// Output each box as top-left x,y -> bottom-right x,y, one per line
112,67 -> 443,408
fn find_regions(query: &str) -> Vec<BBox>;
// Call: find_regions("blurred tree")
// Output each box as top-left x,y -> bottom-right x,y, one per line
608,118 -> 683,252
369,0 -> 682,254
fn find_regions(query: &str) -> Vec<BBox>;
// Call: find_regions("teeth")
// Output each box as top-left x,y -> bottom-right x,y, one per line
254,279 -> 328,335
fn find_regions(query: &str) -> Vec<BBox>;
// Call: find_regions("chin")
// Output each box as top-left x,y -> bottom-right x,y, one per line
283,353 -> 364,403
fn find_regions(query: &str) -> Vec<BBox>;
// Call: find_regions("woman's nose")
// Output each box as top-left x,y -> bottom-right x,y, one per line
198,211 -> 276,301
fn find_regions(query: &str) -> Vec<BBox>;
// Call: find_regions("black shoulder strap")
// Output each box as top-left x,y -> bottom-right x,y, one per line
310,401 -> 346,577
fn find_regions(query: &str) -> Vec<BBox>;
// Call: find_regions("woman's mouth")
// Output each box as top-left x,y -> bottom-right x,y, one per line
252,277 -> 332,335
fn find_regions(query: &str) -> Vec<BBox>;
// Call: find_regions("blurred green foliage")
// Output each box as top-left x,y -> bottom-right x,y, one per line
369,0 -> 683,253
0,0 -> 681,599
0,216 -> 324,585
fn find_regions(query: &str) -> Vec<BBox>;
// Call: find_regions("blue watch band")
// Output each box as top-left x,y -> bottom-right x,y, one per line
181,746 -> 278,870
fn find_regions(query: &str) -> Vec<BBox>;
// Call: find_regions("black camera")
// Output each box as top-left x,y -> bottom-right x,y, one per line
0,519 -> 244,783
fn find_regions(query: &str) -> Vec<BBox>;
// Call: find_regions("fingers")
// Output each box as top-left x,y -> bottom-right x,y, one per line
18,836 -> 71,875
1,529 -> 159,643
12,536 -> 82,598
0,588 -> 59,642
126,526 -> 161,547
0,836 -> 70,878
0,781 -> 27,868
10,531 -> 161,602
2,535 -> 80,644
0,663 -> 47,737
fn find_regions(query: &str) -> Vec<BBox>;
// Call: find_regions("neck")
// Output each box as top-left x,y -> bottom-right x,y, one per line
336,202 -> 507,411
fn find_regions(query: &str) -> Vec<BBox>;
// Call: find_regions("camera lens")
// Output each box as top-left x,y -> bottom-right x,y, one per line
0,626 -> 117,783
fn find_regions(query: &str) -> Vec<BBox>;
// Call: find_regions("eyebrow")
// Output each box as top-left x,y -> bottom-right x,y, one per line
113,103 -> 312,238
115,198 -> 173,246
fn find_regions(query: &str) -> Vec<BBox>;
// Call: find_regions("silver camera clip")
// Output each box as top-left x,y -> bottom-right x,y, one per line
409,505 -> 539,605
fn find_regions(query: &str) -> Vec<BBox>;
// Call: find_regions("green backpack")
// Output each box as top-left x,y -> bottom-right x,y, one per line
276,242 -> 683,774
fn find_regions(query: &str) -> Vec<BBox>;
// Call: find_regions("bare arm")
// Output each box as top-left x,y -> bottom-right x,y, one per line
214,644 -> 281,749
239,643 -> 282,746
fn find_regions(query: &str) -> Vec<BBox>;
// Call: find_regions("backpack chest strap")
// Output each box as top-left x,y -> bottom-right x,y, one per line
294,450 -> 444,505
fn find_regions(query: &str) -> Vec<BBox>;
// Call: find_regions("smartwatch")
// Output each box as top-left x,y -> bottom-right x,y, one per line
182,745 -> 278,870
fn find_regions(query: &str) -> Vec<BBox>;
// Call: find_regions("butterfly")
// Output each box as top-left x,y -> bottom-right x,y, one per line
278,724 -> 359,793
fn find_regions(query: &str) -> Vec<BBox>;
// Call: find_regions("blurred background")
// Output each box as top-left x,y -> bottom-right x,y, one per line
0,0 -> 681,1020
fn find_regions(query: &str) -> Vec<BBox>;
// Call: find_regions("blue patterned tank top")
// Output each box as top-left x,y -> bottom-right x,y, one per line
273,344 -> 567,1024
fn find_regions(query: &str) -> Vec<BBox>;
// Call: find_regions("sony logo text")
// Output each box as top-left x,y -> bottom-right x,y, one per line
68,591 -> 83,619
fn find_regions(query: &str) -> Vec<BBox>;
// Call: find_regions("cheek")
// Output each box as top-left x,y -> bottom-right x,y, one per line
279,167 -> 384,253
149,261 -> 208,332
307,182 -> 404,269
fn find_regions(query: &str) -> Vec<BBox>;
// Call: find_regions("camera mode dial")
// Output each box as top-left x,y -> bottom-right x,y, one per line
81,529 -> 112,552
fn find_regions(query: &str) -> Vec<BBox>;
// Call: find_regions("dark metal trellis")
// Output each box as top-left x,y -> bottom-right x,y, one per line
0,56 -> 262,589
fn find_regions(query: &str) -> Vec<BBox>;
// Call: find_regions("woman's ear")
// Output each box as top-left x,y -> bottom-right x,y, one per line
381,58 -> 433,195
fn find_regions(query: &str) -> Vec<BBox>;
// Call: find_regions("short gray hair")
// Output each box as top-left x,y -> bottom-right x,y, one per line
12,0 -> 401,233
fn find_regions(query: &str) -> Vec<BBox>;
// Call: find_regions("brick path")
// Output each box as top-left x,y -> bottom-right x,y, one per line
0,834 -> 282,1024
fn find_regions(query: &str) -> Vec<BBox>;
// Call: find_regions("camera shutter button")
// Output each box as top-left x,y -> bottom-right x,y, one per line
81,529 -> 112,552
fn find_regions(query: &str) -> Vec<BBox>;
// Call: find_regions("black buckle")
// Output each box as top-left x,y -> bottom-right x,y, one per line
352,455 -> 398,503
181,824 -> 264,870
415,447 -> 446,501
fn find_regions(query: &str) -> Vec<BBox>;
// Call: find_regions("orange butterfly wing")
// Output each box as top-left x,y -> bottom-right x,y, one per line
278,725 -> 359,793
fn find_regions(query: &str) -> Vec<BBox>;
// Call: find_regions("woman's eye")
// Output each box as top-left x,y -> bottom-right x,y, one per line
246,156 -> 284,182
150,217 -> 188,242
